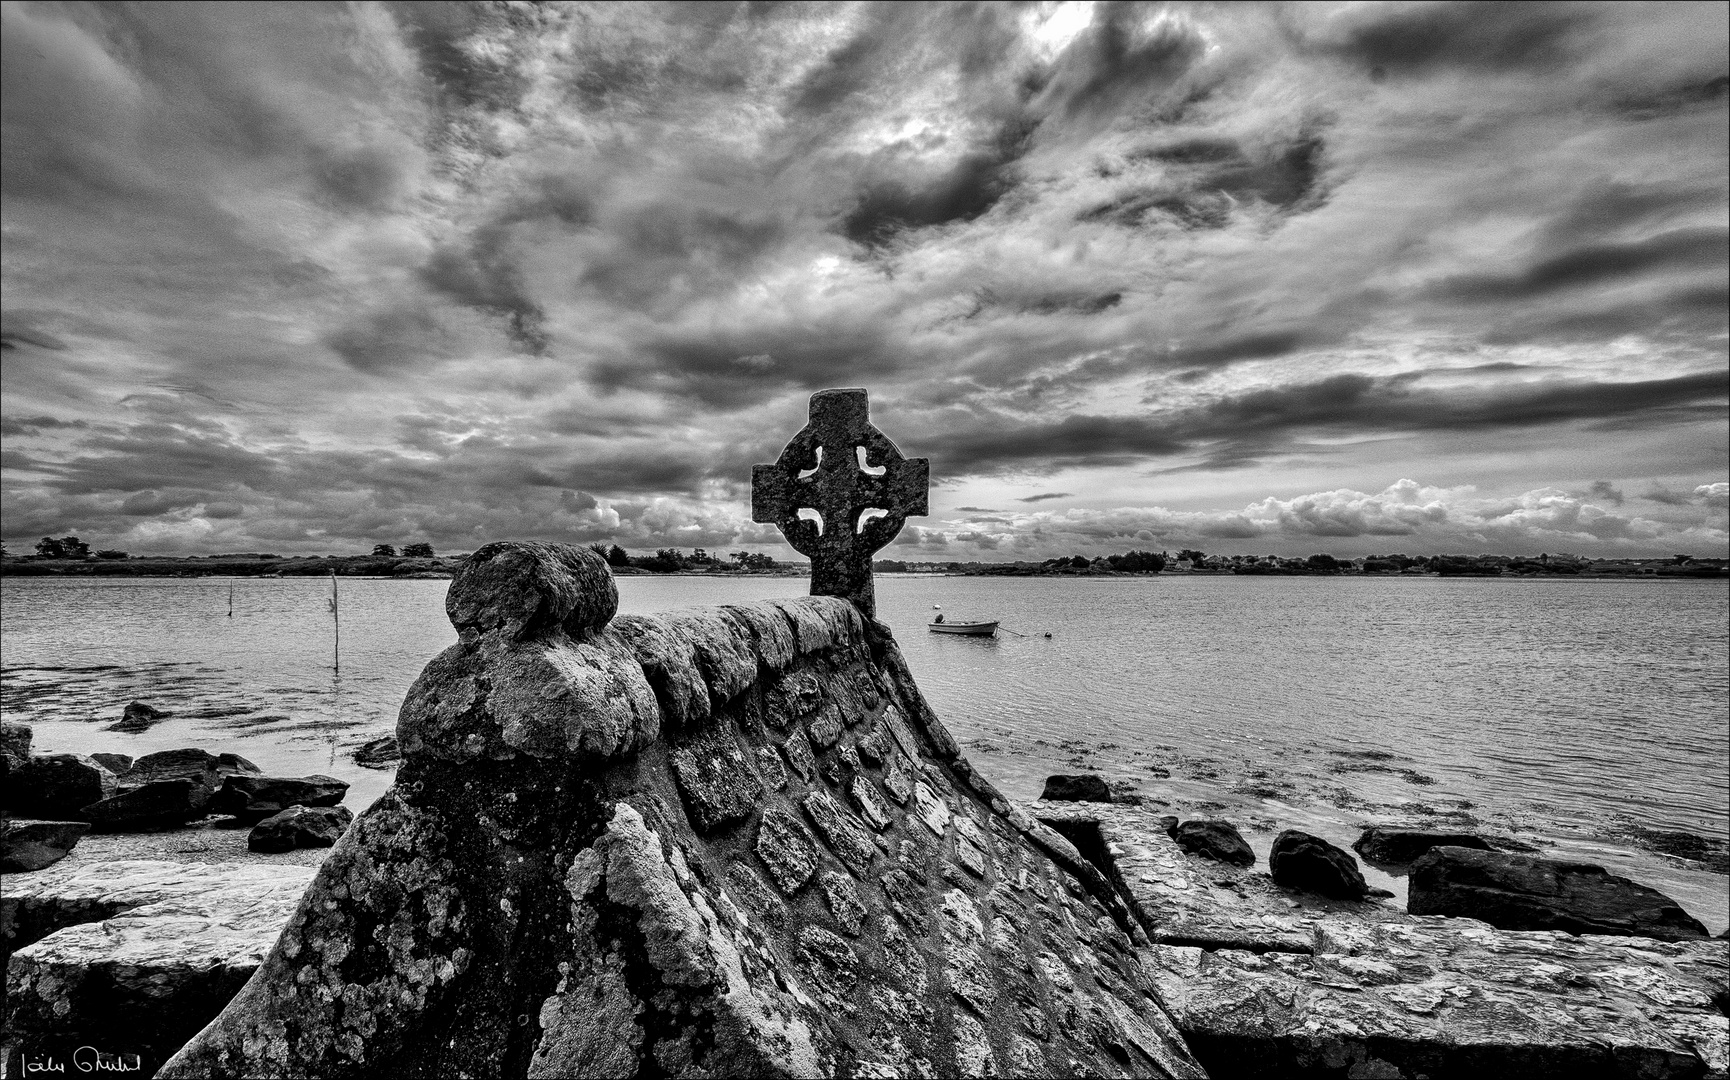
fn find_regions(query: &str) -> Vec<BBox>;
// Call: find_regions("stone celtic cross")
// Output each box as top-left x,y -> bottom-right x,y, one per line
752,388 -> 928,618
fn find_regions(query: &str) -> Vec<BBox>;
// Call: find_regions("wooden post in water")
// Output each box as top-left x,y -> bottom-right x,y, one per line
328,570 -> 340,673
228,582 -> 234,617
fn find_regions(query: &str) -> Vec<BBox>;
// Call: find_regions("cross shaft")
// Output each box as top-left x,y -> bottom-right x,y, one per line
751,389 -> 928,617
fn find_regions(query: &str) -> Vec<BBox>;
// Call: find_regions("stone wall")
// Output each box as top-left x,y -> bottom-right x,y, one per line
159,542 -> 1203,1079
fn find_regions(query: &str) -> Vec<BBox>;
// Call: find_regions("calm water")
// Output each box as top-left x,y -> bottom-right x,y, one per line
3,573 -> 1726,930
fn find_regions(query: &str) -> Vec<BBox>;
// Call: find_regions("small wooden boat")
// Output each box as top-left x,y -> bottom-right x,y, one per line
928,619 -> 998,636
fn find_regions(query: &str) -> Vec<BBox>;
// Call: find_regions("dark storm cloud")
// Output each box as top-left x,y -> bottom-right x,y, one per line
922,371 -> 1729,473
1589,481 -> 1626,506
0,415 -> 88,436
325,305 -> 451,374
0,324 -> 68,351
389,1 -> 534,112
1435,229 -> 1728,302
1640,484 -> 1697,506
841,119 -> 1034,248
1017,492 -> 1073,503
1318,1 -> 1591,75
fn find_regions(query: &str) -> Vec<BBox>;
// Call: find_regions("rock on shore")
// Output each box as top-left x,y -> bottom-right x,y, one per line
1,820 -> 89,872
4,860 -> 316,1075
7,754 -> 120,819
1171,819 -> 1255,867
1410,846 -> 1711,941
209,773 -> 348,822
247,806 -> 353,853
1269,829 -> 1373,900
1353,825 -> 1493,866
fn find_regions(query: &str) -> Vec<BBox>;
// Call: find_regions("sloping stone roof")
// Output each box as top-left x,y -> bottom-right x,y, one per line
159,542 -> 1203,1079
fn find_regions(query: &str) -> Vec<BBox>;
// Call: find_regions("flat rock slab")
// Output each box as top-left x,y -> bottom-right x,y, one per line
1145,917 -> 1730,1079
1033,800 -> 1406,953
2,857 -> 315,964
5,860 -> 316,1075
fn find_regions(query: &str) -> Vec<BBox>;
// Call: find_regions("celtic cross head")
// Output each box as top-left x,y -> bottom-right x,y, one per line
751,389 -> 928,617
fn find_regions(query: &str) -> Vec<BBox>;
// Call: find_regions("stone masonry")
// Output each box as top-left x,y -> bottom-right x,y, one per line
158,542 -> 1204,1078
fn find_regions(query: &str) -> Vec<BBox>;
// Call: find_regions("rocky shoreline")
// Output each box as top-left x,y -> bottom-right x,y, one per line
5,779 -> 1725,1078
4,541 -> 1725,1078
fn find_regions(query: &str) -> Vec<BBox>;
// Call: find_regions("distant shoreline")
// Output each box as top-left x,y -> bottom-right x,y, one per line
1,554 -> 1724,579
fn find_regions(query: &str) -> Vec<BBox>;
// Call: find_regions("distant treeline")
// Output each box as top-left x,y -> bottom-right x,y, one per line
1,551 -> 462,578
0,541 -> 791,578
5,540 -> 1724,579
874,549 -> 1730,578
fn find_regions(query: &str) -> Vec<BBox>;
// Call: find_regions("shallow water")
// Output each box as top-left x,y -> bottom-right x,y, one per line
3,573 -> 1725,931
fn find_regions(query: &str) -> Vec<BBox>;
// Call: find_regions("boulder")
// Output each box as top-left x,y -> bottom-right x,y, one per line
6,754 -> 119,819
216,752 -> 262,778
81,779 -> 205,832
108,700 -> 171,733
1171,819 -> 1255,867
1270,830 -> 1371,899
1,720 -> 32,759
118,748 -> 223,809
1409,846 -> 1709,942
1353,826 -> 1492,866
0,722 -> 27,784
90,752 -> 134,775
247,806 -> 353,853
1041,772 -> 1115,802
350,734 -> 400,769
4,860 -> 316,1078
210,774 -> 348,822
1,820 -> 90,872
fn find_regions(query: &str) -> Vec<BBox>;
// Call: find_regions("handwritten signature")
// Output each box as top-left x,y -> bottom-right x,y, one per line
12,1047 -> 144,1075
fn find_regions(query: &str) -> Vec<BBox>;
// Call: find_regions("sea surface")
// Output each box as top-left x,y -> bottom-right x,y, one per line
3,573 -> 1726,931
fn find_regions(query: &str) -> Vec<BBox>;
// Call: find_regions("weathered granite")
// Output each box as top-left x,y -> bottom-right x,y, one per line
118,748 -> 224,807
1037,800 -> 1730,1079
2,859 -> 312,966
1354,826 -> 1493,866
1145,918 -> 1730,1079
1269,830 -> 1373,900
109,699 -> 171,733
1,819 -> 89,873
1042,773 -> 1116,803
1411,846 -> 1711,942
90,752 -> 134,775
351,734 -> 401,769
210,773 -> 349,822
248,805 -> 354,853
1034,800 -> 1404,953
81,778 -> 206,831
5,860 -> 316,1076
158,542 -> 1203,1079
6,754 -> 119,820
1172,820 -> 1256,868
1,720 -> 31,761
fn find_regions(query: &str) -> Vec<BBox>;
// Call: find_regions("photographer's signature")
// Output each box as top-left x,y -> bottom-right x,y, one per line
10,1047 -> 143,1075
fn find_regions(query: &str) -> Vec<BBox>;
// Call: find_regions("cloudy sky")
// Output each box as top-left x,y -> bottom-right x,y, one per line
2,1 -> 1726,560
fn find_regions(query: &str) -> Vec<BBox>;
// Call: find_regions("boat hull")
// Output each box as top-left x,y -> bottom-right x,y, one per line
928,621 -> 997,636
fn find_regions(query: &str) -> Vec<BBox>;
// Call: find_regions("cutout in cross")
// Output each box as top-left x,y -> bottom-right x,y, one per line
752,388 -> 928,617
